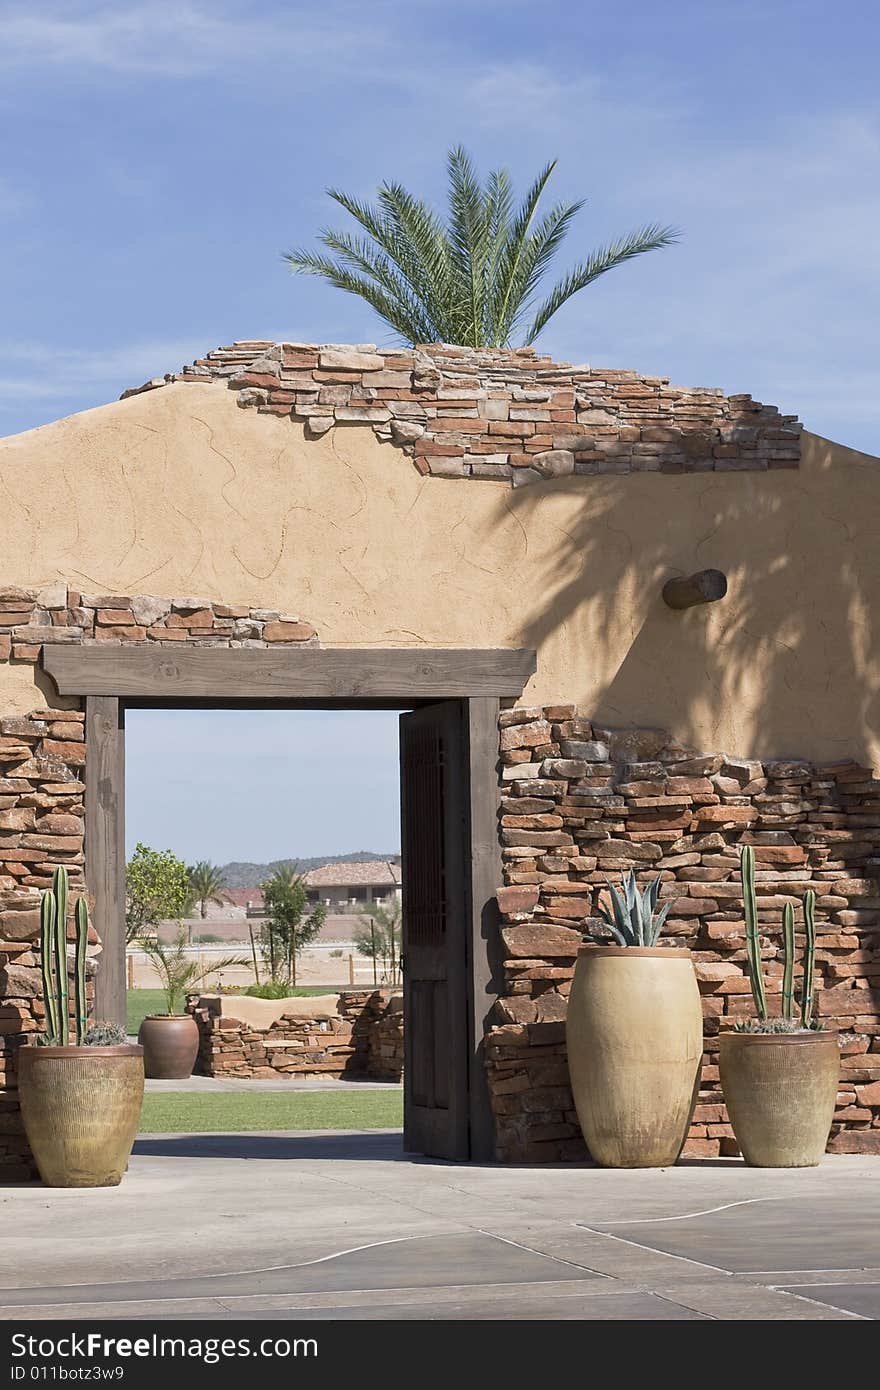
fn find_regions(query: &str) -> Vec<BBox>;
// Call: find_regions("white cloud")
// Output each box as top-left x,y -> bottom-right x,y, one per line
0,2 -> 381,78
0,339 -> 206,405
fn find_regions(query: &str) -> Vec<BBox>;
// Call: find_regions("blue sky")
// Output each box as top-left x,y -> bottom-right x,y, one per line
2,0 -> 878,449
125,710 -> 402,861
3,1 -> 877,863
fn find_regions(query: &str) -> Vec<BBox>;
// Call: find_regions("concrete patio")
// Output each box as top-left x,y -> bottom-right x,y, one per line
0,1134 -> 877,1320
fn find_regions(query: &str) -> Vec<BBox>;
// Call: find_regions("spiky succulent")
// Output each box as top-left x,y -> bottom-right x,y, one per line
734,1017 -> 825,1034
587,870 -> 671,947
83,1021 -> 128,1046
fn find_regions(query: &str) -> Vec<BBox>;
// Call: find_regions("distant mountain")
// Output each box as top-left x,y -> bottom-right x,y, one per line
219,851 -> 401,890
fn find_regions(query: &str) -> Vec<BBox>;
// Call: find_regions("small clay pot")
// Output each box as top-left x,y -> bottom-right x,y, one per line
138,1013 -> 199,1079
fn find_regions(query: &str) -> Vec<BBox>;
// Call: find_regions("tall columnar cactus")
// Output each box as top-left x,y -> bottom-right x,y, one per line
740,849 -> 819,1030
741,845 -> 768,1020
38,866 -> 90,1047
74,896 -> 89,1044
52,866 -> 69,1045
781,901 -> 795,1021
39,888 -> 58,1044
801,888 -> 817,1028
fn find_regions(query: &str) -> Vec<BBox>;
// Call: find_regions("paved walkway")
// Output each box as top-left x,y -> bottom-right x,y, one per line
0,1136 -> 877,1320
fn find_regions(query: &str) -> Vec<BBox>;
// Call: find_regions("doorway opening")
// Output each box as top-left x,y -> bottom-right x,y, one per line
126,706 -> 407,1149
43,644 -> 536,1160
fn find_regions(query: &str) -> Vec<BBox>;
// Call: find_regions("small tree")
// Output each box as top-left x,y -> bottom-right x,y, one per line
354,902 -> 402,986
260,864 -> 326,988
125,843 -> 193,944
188,862 -> 227,920
138,929 -> 248,1014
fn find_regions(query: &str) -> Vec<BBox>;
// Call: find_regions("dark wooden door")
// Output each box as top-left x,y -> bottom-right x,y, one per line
399,701 -> 470,1160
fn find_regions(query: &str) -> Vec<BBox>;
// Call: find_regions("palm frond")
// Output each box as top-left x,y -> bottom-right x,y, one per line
491,160 -> 558,344
283,249 -> 433,343
524,223 -> 681,343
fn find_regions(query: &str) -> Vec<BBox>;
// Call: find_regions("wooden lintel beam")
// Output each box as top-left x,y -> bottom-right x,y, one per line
42,646 -> 537,700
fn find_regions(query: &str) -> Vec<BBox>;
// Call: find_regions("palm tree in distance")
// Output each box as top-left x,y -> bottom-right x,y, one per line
284,147 -> 678,349
188,861 -> 227,921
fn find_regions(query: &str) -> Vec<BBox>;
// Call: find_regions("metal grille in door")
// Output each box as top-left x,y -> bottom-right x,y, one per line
402,722 -> 446,945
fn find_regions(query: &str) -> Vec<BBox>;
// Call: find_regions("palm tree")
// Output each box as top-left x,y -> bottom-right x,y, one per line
188,862 -> 227,920
284,147 -> 678,349
353,902 -> 402,987
138,930 -> 248,1015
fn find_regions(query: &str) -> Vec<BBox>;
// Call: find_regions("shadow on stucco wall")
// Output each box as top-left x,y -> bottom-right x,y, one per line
496,433 -> 880,763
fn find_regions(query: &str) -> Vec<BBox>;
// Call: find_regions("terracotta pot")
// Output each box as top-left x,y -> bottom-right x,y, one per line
18,1045 -> 144,1188
720,1030 -> 839,1167
566,945 -> 703,1168
138,1013 -> 199,1079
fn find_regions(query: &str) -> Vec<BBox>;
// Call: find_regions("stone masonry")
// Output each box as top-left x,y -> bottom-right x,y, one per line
0,586 -> 319,1179
122,341 -> 803,485
189,989 -> 403,1083
486,706 -> 880,1162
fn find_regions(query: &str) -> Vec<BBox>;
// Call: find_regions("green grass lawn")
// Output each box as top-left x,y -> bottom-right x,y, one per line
126,987 -> 336,1036
127,989 -> 166,1035
139,1089 -> 403,1133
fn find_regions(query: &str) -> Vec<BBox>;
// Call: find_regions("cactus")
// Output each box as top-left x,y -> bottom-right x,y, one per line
52,866 -> 70,1046
741,845 -> 768,1020
781,901 -> 795,1021
801,888 -> 817,1028
37,866 -> 90,1047
740,849 -> 821,1032
74,896 -> 88,1046
588,869 -> 671,947
39,889 -> 58,1046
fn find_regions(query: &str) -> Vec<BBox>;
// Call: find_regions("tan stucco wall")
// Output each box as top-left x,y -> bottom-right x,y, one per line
1,382 -> 878,765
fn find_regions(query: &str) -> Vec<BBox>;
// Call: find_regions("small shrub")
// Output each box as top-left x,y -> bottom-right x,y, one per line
244,981 -> 299,999
329,949 -> 343,958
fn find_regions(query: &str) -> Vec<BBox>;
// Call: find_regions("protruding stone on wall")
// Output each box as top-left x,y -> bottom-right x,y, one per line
485,706 -> 880,1162
121,342 -> 803,485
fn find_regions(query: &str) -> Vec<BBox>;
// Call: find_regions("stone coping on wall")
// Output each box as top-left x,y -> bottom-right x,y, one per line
121,341 -> 802,485
486,704 -> 880,1162
0,586 -> 319,665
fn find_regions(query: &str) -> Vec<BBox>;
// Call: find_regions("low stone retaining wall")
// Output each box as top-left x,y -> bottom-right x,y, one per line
367,992 -> 404,1081
486,704 -> 880,1163
189,988 -> 403,1082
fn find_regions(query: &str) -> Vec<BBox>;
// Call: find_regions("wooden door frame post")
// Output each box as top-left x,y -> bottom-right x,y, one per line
464,696 -> 505,1161
84,696 -> 126,1027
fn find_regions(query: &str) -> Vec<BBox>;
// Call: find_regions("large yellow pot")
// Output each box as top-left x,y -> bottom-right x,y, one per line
566,946 -> 702,1168
719,1031 -> 838,1167
18,1045 -> 144,1188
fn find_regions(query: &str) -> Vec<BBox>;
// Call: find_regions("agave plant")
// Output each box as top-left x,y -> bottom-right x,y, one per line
588,870 -> 671,947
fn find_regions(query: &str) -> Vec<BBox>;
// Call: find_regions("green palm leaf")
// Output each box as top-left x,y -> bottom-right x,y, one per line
284,150 -> 679,348
524,224 -> 681,343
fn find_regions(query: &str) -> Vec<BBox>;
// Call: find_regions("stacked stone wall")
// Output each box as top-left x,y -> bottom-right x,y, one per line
0,586 -> 320,1177
123,341 -> 802,484
486,705 -> 880,1162
189,989 -> 403,1082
